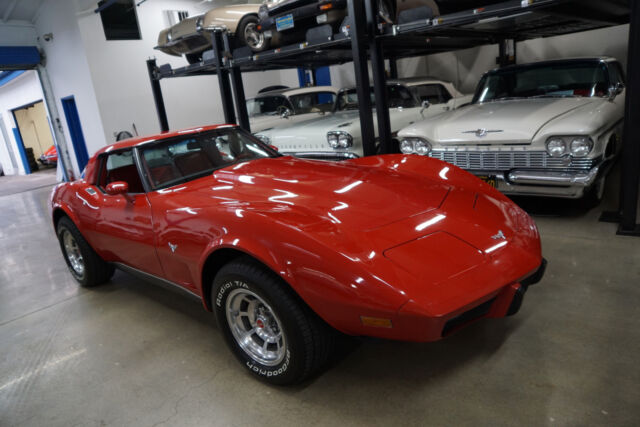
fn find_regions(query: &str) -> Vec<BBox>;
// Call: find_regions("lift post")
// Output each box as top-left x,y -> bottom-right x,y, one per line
211,29 -> 237,125
347,0 -> 376,156
366,0 -> 392,154
146,58 -> 169,132
223,33 -> 251,132
616,0 -> 640,236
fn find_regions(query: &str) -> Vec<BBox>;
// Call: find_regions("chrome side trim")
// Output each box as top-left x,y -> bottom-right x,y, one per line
287,151 -> 359,160
113,262 -> 202,302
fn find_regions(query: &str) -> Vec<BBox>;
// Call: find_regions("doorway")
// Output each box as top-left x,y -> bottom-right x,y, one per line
61,96 -> 89,172
12,100 -> 55,174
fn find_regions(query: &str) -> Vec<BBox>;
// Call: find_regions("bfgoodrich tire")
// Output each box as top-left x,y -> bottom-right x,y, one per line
213,257 -> 333,385
56,216 -> 114,287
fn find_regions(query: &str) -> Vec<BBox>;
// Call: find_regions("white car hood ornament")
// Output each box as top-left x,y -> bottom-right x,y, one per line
463,129 -> 504,138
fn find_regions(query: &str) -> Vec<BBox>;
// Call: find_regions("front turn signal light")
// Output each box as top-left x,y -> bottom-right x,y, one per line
360,316 -> 393,328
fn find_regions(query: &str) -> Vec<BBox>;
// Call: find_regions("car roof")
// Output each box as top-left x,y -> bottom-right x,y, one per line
254,85 -> 339,98
95,124 -> 235,155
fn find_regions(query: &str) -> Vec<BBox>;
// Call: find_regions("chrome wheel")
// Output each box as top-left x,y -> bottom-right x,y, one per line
62,230 -> 84,276
243,22 -> 265,50
225,288 -> 286,366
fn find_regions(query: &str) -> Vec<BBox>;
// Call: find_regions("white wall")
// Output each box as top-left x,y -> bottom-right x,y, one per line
73,0 -> 298,143
396,24 -> 630,94
0,21 -> 37,46
34,0 -> 107,176
0,71 -> 46,175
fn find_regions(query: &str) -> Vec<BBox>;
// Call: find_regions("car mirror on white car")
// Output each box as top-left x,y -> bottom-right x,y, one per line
608,83 -> 625,101
420,100 -> 431,113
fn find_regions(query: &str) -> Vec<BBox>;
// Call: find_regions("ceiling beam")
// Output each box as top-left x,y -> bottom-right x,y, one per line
31,0 -> 46,24
2,0 -> 19,22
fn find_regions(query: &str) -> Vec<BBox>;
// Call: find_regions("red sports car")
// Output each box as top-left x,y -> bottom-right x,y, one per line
39,145 -> 58,166
51,124 -> 545,384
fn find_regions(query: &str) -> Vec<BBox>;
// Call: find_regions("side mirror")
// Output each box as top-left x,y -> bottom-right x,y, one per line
277,105 -> 291,118
608,83 -> 625,101
105,181 -> 129,195
420,100 -> 431,113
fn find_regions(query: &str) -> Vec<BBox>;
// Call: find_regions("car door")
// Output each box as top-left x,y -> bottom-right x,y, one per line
92,149 -> 164,276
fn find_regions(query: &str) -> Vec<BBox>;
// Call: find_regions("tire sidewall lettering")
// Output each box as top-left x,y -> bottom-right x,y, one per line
215,279 -> 249,307
245,349 -> 290,377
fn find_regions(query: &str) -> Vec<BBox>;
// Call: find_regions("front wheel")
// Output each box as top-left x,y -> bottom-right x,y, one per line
56,216 -> 114,287
213,257 -> 333,385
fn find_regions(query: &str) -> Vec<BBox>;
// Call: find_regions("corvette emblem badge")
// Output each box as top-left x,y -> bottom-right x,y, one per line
491,230 -> 506,240
169,242 -> 178,253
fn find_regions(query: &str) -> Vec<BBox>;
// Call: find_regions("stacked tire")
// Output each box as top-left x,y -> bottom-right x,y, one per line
25,148 -> 39,172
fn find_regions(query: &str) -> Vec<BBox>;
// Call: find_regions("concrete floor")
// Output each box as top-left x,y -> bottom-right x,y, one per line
0,174 -> 639,427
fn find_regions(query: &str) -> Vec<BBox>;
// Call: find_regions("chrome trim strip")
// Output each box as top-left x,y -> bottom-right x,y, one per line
286,151 -> 359,160
507,166 -> 600,187
113,262 -> 201,302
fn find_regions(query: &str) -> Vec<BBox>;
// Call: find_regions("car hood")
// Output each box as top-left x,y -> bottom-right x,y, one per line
401,97 -> 598,145
185,156 -> 451,231
250,112 -> 327,133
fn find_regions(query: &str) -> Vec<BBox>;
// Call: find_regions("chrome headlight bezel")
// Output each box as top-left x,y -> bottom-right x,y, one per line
399,137 -> 431,155
569,137 -> 594,157
546,136 -> 593,158
327,131 -> 353,149
196,16 -> 205,32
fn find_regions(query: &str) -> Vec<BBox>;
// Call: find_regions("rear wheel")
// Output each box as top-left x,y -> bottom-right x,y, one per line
213,257 -> 333,385
185,53 -> 202,65
56,216 -> 114,287
237,15 -> 269,52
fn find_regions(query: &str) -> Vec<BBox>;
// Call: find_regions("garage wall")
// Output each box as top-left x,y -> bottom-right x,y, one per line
0,71 -> 46,175
73,0 -> 298,143
0,22 -> 37,46
396,24 -> 630,94
34,0 -> 108,176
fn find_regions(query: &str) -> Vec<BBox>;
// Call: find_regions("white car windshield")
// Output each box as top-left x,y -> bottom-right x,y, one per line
473,60 -> 612,103
335,85 -> 419,111
247,91 -> 336,117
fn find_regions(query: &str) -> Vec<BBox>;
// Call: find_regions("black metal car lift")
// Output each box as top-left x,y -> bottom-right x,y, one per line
146,0 -> 638,235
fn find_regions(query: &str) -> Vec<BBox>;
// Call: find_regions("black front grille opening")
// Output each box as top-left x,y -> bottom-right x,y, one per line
441,297 -> 496,337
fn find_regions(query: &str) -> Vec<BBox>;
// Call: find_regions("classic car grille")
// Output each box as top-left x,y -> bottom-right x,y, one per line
428,150 -> 595,171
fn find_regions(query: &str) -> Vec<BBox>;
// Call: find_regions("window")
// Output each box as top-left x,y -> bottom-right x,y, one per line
246,96 -> 293,117
164,10 -> 189,27
411,84 -> 452,104
288,92 -> 336,114
336,85 -> 419,111
98,0 -> 141,41
473,60 -> 611,103
140,129 -> 275,190
98,150 -> 145,193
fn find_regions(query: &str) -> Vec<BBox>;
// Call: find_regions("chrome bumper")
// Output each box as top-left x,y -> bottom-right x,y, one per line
475,166 -> 600,198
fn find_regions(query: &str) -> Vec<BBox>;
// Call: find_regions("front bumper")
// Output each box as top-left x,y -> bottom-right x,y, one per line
474,166 -> 600,198
155,32 -> 211,56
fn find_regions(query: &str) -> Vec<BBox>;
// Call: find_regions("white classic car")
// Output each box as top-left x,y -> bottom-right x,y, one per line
398,58 -> 626,199
247,86 -> 338,133
255,78 -> 469,159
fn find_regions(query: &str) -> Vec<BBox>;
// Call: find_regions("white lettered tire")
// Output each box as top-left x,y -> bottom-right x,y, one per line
213,257 -> 333,385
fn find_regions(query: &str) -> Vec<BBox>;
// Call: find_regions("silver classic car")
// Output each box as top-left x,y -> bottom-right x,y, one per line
255,78 -> 469,159
398,58 -> 626,200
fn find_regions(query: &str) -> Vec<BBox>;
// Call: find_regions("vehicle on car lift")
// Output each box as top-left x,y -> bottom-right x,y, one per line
255,78 -> 470,160
258,0 -> 440,47
247,85 -> 338,133
51,124 -> 544,384
156,1 -> 266,64
398,58 -> 626,201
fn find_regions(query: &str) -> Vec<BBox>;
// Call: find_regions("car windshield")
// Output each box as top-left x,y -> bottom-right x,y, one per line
335,85 -> 419,111
246,91 -> 335,117
140,128 -> 277,190
473,60 -> 611,103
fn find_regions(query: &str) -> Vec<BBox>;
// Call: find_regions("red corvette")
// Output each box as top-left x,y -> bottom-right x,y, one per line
51,125 -> 545,384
